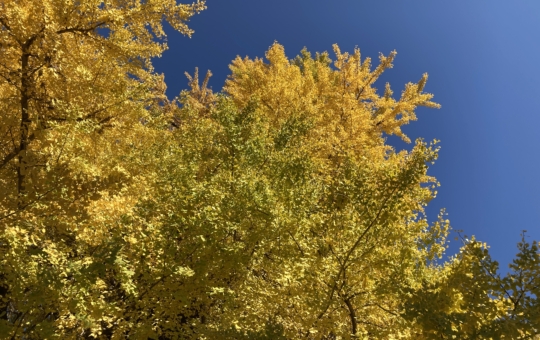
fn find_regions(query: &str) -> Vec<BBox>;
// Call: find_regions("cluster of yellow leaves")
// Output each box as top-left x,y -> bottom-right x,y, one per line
217,43 -> 443,338
0,0 -> 205,338
1,1 -> 539,339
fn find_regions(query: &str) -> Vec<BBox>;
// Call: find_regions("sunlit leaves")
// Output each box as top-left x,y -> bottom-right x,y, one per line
1,3 -> 539,337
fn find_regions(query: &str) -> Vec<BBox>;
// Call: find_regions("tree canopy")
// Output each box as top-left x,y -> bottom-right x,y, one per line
0,1 -> 539,339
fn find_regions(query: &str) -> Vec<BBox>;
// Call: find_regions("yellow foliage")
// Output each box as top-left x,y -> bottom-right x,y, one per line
1,2 -> 539,339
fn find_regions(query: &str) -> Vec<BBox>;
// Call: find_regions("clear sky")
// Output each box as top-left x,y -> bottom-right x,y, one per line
152,0 -> 540,271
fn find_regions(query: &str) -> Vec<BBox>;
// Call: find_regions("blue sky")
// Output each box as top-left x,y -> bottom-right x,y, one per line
153,0 -> 540,270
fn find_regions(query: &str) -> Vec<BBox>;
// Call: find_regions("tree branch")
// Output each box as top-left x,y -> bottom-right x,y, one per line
317,184 -> 399,320
287,230 -> 305,257
56,22 -> 107,35
343,297 -> 358,338
9,311 -> 26,340
0,17 -> 11,31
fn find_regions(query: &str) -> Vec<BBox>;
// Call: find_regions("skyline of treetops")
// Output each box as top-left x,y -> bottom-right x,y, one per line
0,1 -> 538,339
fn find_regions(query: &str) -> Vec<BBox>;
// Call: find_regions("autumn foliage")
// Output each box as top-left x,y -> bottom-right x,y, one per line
1,1 -> 539,339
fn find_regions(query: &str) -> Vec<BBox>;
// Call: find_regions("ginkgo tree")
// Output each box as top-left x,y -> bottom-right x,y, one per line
0,0 -> 206,338
1,1 -> 539,339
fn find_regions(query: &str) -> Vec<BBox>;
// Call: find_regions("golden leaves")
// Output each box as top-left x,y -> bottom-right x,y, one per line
216,43 -> 448,338
0,1 -> 205,338
1,3 -> 538,337
224,42 -> 440,164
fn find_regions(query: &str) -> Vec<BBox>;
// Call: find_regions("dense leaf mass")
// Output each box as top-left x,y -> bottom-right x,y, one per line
0,1 -> 539,339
